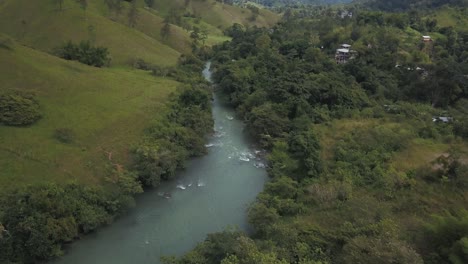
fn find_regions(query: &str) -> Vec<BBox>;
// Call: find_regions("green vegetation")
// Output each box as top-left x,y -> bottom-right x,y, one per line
171,3 -> 468,264
132,55 -> 214,187
54,40 -> 110,67
0,39 -> 178,189
0,0 -> 246,262
0,182 -> 142,262
0,91 -> 41,126
0,53 -> 213,262
1,0 -> 466,263
0,0 -> 267,192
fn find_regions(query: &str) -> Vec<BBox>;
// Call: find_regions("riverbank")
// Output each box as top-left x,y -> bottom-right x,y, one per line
46,62 -> 268,264
0,57 -> 213,263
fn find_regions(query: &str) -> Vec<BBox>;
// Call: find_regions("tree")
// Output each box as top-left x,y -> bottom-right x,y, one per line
248,202 -> 280,235
161,20 -> 171,40
75,0 -> 88,18
190,26 -> 208,47
105,0 -> 123,16
52,0 -> 64,11
144,0 -> 154,7
423,211 -> 468,264
54,40 -> 111,67
288,128 -> 322,179
341,236 -> 423,264
255,34 -> 271,50
128,0 -> 138,28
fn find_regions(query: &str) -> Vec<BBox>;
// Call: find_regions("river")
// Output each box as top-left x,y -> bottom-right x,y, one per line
53,62 -> 268,264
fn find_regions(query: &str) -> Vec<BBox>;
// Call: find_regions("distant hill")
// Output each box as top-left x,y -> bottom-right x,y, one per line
232,0 -> 352,7
359,0 -> 468,11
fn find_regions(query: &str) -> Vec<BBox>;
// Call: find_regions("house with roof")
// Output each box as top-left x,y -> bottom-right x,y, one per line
422,35 -> 432,42
432,116 -> 453,123
335,44 -> 354,64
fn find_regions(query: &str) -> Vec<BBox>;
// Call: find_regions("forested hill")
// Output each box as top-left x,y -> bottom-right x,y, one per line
232,0 -> 352,7
170,3 -> 468,264
360,0 -> 468,11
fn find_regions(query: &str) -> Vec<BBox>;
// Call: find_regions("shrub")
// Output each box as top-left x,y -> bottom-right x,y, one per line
0,91 -> 41,126
53,128 -> 75,144
54,40 -> 110,67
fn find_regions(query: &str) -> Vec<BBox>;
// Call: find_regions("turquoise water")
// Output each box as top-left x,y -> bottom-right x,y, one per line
53,63 -> 268,264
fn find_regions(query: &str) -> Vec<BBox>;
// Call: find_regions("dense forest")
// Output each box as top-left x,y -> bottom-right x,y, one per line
363,0 -> 468,11
1,0 -> 467,263
167,2 -> 468,264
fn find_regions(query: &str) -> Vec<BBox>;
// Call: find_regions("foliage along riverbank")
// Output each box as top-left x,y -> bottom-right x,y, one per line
0,55 -> 213,264
167,4 -> 468,264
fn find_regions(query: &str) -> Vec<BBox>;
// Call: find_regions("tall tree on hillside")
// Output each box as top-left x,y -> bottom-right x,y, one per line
105,0 -> 123,16
161,20 -> 171,40
128,0 -> 138,28
75,0 -> 88,19
144,0 -> 154,7
190,27 -> 201,45
52,0 -> 64,11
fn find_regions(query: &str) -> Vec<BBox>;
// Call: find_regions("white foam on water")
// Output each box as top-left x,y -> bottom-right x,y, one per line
176,184 -> 186,190
197,181 -> 206,187
214,131 -> 226,138
239,156 -> 250,162
254,162 -> 266,168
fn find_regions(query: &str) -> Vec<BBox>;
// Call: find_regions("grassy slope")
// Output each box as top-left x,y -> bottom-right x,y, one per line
429,6 -> 468,31
0,0 -> 278,191
153,0 -> 280,28
0,0 -> 181,66
0,37 -> 178,191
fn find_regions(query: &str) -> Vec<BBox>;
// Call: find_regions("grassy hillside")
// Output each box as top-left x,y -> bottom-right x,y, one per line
0,36 -> 178,191
0,0 -> 279,67
153,0 -> 280,28
0,0 -> 181,66
0,0 -> 280,191
429,6 -> 468,31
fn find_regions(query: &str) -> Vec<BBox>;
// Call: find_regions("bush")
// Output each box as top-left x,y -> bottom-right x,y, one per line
54,41 -> 110,67
0,91 -> 41,126
53,128 -> 75,144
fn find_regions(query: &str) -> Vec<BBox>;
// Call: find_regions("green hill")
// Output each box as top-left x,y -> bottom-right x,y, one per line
152,0 -> 279,28
0,36 -> 178,191
0,0 -> 279,67
0,0 -> 279,192
0,0 -> 181,66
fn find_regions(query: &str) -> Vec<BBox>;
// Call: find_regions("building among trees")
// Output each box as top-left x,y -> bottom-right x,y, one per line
335,44 -> 353,64
422,35 -> 432,42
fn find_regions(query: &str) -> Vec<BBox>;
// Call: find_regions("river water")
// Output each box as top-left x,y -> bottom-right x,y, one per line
53,63 -> 268,264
